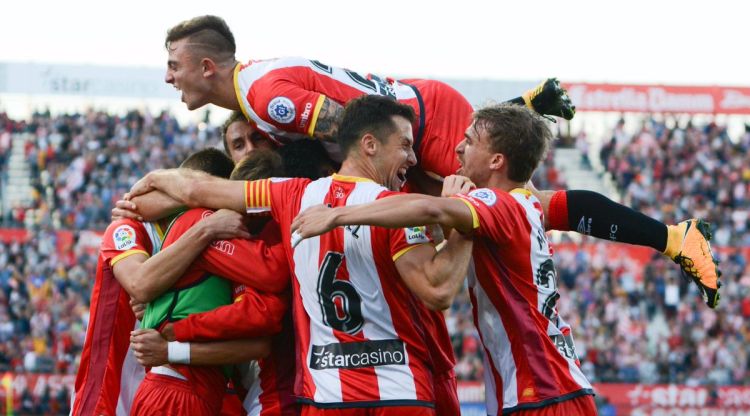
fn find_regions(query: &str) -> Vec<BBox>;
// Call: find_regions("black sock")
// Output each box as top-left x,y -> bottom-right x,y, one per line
506,96 -> 526,106
566,190 -> 668,252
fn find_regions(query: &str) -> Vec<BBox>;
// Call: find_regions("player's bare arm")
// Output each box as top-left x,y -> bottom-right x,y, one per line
311,97 -> 344,141
291,193 -> 476,243
112,190 -> 184,222
113,209 -> 250,303
129,168 -> 246,214
130,329 -> 271,367
394,231 -> 473,310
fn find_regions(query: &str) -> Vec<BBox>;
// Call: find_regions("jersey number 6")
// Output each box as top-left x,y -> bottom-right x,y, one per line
317,252 -> 364,334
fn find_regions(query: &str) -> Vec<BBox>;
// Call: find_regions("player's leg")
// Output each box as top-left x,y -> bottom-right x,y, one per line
542,188 -> 721,308
506,78 -> 576,121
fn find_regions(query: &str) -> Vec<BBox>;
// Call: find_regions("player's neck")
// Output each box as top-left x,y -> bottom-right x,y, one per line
337,158 -> 379,185
485,174 -> 524,192
210,66 -> 242,111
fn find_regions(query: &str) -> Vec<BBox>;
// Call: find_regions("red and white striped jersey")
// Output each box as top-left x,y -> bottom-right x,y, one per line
72,219 -> 163,416
453,188 -> 592,415
244,174 -> 436,408
233,58 -> 421,143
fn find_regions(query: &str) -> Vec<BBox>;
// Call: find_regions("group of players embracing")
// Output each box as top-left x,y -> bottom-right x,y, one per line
71,15 -> 722,416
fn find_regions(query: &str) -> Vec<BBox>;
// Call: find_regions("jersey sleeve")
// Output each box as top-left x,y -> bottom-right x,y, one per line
160,208 -> 210,248
377,191 -> 435,262
171,288 -> 290,342
452,188 -> 525,244
100,219 -> 153,267
244,177 -> 309,220
247,70 -> 326,137
194,236 -> 290,294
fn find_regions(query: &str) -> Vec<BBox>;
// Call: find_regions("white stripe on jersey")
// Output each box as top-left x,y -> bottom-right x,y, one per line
467,259 -> 517,414
292,177 -> 345,403
545,320 -> 591,390
342,182 -> 417,401
143,222 -> 163,255
116,320 -> 145,416
241,361 -> 262,416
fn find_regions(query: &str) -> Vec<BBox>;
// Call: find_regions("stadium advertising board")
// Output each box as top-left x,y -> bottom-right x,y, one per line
595,383 -> 750,415
563,83 -> 750,114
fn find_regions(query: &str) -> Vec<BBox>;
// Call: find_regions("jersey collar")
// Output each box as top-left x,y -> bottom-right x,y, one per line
331,173 -> 376,184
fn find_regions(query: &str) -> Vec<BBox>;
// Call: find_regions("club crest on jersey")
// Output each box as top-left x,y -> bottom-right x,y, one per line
404,226 -> 429,244
268,97 -> 295,124
468,188 -> 497,206
113,225 -> 136,251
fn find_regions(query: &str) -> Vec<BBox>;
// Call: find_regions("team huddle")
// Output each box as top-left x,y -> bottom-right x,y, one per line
70,15 -> 722,416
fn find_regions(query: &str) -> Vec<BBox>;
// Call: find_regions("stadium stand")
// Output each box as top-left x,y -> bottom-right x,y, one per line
0,109 -> 749,413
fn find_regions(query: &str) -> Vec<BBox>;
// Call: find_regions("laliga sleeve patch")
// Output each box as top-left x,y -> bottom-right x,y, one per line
267,97 -> 296,124
404,226 -> 430,245
468,188 -> 497,206
113,225 -> 137,251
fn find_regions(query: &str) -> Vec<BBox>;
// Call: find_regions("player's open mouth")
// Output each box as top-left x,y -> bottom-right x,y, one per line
396,168 -> 407,183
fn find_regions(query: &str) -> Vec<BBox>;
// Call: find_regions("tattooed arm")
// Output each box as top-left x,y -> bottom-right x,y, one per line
312,98 -> 345,141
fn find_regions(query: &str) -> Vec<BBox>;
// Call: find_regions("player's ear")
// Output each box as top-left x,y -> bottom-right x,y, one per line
201,58 -> 217,78
361,133 -> 378,156
488,153 -> 505,172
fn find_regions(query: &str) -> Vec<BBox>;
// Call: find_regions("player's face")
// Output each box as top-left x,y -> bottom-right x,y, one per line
455,122 -> 494,187
225,121 -> 276,163
375,116 -> 417,191
164,39 -> 211,110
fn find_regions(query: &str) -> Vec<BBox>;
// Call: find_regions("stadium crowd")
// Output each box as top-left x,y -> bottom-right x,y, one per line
0,109 -> 749,411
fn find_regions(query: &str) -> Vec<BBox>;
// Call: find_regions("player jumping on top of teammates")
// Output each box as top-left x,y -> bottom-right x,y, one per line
162,15 -> 572,195
153,15 -> 721,308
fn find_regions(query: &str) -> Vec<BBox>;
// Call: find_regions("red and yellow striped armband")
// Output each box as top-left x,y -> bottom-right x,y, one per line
244,179 -> 272,214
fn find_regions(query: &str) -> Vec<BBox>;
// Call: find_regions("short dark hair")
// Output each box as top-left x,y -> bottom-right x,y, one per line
472,104 -> 552,182
221,111 -> 247,154
165,15 -> 236,64
277,140 -> 338,180
337,95 -> 415,155
230,149 -> 284,181
180,148 -> 234,179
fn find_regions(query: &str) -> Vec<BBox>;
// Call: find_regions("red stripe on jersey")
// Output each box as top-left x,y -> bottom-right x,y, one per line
479,245 -> 565,400
257,315 -> 297,415
74,259 -> 134,415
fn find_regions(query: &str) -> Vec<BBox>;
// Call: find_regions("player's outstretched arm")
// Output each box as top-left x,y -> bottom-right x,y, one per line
113,210 -> 250,303
130,329 -> 271,367
167,289 -> 289,342
129,168 -> 246,214
291,193 -> 476,243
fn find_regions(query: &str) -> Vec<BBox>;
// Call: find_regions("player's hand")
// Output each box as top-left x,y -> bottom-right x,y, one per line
112,199 -> 143,222
129,298 -> 146,320
291,204 -> 337,247
442,175 -> 475,197
201,209 -> 251,240
128,170 -> 163,199
130,329 -> 168,367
